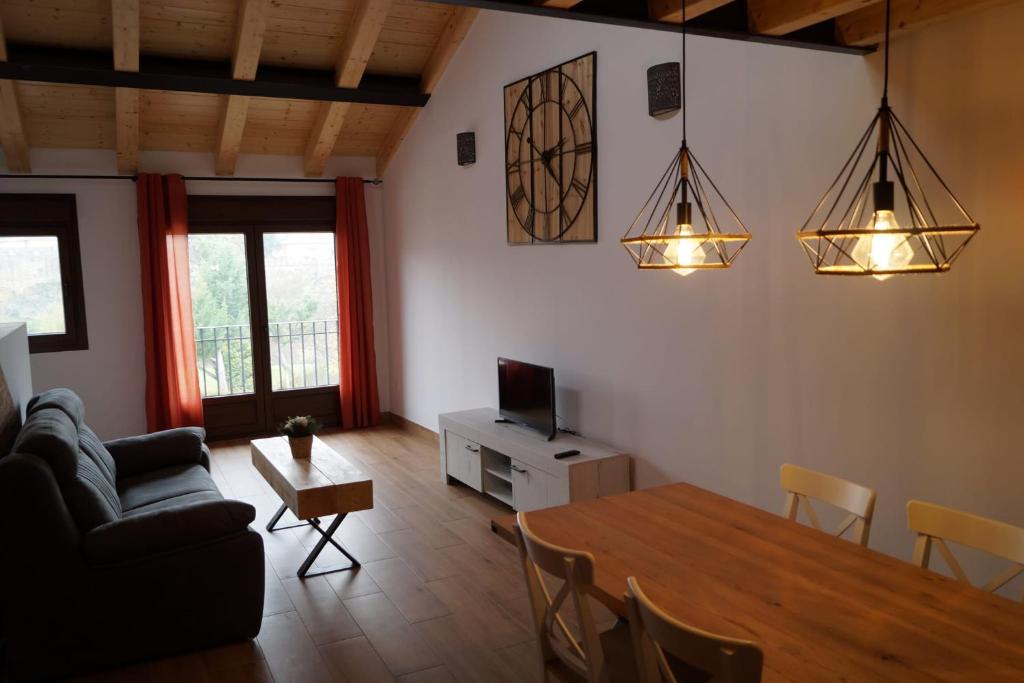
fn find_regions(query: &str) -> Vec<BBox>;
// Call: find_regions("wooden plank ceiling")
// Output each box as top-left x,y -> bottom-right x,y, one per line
0,0 -> 1011,176
0,0 -> 475,175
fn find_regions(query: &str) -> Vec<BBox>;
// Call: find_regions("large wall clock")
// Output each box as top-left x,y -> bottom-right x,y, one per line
504,52 -> 596,244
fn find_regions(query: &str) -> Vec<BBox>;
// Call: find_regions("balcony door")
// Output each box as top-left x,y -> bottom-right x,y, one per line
187,196 -> 341,439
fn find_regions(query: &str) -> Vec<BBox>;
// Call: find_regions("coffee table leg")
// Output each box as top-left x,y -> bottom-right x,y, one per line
266,503 -> 320,532
297,513 -> 360,579
266,503 -> 288,532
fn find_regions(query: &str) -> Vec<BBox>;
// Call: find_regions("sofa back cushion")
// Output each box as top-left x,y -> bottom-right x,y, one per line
15,391 -> 121,531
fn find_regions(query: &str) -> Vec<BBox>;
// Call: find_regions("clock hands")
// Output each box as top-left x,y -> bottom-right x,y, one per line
526,136 -> 547,160
544,138 -> 567,157
528,137 -> 569,187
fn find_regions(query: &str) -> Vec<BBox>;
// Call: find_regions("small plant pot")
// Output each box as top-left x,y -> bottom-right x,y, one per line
288,435 -> 313,459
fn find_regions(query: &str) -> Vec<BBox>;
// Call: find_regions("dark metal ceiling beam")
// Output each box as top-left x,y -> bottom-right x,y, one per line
0,44 -> 431,107
420,0 -> 872,55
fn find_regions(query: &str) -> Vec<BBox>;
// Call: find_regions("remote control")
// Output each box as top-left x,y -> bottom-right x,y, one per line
554,449 -> 581,460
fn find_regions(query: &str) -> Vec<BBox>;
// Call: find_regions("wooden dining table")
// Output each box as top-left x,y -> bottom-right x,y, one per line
491,483 -> 1024,682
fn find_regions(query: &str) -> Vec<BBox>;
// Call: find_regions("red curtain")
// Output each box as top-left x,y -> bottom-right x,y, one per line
136,174 -> 204,431
335,177 -> 381,428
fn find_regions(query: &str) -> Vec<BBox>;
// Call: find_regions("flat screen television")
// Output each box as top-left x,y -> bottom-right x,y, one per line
497,357 -> 556,440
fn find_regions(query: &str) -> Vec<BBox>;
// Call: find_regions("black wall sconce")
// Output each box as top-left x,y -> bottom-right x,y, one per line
457,132 -> 476,166
647,62 -> 680,118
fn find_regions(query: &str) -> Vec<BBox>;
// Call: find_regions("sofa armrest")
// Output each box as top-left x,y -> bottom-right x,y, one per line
104,427 -> 210,478
82,499 -> 255,566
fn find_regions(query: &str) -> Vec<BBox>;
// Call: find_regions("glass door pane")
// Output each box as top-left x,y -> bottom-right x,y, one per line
188,234 -> 255,398
262,232 -> 339,391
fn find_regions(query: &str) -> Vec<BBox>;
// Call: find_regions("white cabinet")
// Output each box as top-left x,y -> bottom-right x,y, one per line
510,460 -> 552,512
439,408 -> 630,512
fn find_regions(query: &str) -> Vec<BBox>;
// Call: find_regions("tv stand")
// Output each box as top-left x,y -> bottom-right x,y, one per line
439,408 -> 630,512
493,418 -> 515,424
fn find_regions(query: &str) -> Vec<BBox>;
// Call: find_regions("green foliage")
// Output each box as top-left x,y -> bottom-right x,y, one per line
280,415 -> 323,437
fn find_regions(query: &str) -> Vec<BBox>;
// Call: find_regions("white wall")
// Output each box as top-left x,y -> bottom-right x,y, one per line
0,150 -> 390,439
382,3 -> 1024,569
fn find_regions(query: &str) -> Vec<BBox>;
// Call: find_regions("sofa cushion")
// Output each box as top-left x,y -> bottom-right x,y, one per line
26,389 -> 117,485
27,388 -> 86,427
118,464 -> 222,515
79,425 -> 117,487
13,408 -> 122,531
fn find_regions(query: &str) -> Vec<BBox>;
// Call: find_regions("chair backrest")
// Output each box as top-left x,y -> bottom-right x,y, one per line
513,511 -> 608,683
907,500 -> 1024,601
780,464 -> 876,547
625,577 -> 763,683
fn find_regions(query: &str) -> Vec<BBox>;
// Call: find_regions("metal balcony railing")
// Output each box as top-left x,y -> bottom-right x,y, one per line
269,320 -> 340,392
195,319 -> 339,398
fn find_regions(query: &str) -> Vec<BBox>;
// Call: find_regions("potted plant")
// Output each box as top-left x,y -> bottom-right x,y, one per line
280,415 -> 322,459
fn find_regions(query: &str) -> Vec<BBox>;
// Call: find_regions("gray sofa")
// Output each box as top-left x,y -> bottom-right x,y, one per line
0,389 -> 264,681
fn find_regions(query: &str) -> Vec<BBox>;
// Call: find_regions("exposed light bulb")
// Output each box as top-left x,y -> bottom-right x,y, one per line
851,209 -> 914,281
663,223 -> 706,277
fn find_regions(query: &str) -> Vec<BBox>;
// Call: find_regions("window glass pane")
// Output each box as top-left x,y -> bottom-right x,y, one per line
188,234 -> 255,398
263,232 -> 339,391
0,235 -> 66,335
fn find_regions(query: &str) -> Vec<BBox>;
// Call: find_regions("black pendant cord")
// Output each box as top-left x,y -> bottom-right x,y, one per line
882,0 -> 892,102
681,0 -> 687,146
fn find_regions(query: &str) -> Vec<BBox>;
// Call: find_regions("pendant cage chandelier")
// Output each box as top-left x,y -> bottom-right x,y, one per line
620,0 -> 750,275
795,0 -> 979,279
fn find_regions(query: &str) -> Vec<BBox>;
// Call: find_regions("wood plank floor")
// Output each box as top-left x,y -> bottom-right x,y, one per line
73,423 -> 615,682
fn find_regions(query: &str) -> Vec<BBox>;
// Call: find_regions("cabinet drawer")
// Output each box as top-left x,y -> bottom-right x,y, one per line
445,431 -> 482,491
511,460 -> 553,512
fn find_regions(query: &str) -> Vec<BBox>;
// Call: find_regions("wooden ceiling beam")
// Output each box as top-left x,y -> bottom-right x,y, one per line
216,0 -> 271,176
231,0 -> 270,82
111,0 -> 139,174
836,0 -> 1014,46
304,0 -> 393,177
420,6 -> 479,95
749,0 -> 880,36
427,1 -> 867,54
0,17 -> 30,172
377,7 -> 478,174
647,0 -> 735,23
0,45 -> 430,107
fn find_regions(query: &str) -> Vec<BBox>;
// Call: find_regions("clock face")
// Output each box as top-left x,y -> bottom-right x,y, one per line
504,52 -> 596,244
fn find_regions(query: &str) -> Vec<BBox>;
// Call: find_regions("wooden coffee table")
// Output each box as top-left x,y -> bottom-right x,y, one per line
251,436 -> 373,578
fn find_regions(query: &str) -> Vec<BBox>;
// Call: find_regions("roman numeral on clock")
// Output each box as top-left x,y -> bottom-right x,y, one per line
568,98 -> 585,120
571,178 -> 588,198
510,185 -> 527,208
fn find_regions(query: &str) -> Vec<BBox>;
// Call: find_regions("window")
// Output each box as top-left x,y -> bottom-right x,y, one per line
0,195 -> 88,353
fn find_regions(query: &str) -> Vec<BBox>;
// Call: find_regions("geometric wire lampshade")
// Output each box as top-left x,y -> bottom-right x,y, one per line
795,0 -> 978,280
622,143 -> 751,274
795,106 -> 979,279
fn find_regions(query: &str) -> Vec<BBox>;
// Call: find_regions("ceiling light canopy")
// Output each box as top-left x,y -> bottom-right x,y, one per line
796,0 -> 979,279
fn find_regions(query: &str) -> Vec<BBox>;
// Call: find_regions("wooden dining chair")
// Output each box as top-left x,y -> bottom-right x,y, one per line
625,577 -> 763,683
780,464 -> 877,547
513,511 -> 634,683
907,500 -> 1024,600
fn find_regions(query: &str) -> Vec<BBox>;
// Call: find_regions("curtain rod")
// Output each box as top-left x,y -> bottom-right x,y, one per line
0,173 -> 383,185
